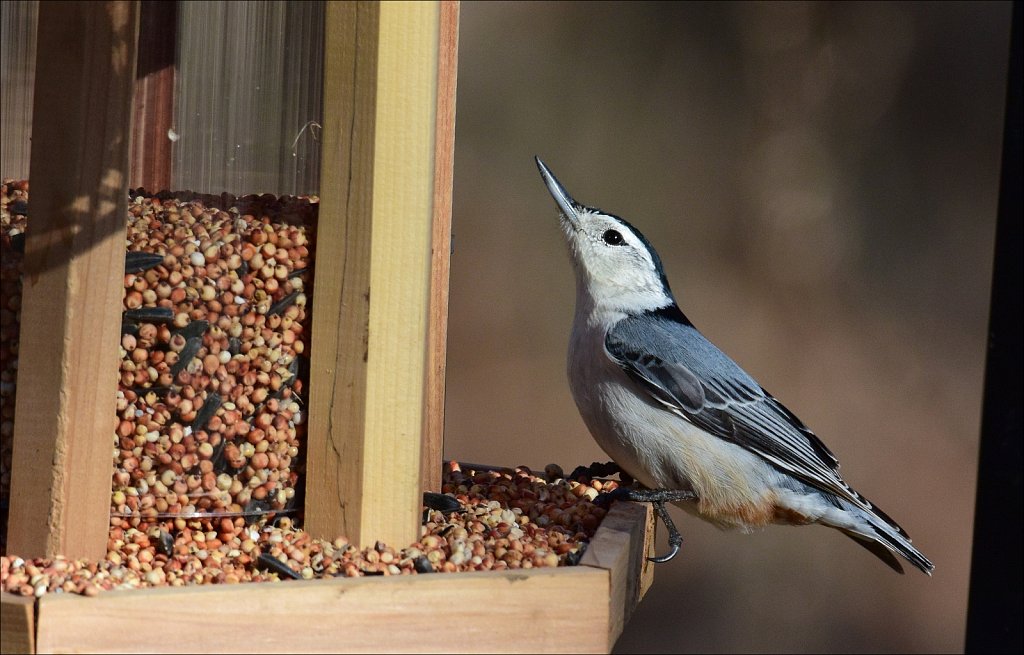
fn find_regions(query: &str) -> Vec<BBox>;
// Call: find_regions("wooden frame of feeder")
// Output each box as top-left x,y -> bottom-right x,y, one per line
0,1 -> 656,653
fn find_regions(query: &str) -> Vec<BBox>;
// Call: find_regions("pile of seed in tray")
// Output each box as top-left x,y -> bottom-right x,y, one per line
1,462 -> 615,596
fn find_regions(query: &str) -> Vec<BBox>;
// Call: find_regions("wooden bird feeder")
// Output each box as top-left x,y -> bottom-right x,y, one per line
0,2 -> 654,652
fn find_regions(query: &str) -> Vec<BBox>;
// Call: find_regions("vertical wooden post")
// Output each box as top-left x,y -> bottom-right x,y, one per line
421,0 -> 459,493
6,1 -> 139,560
130,0 -> 176,192
306,1 -> 448,548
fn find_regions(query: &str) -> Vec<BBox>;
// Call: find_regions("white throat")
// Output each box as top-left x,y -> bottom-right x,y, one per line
572,270 -> 671,332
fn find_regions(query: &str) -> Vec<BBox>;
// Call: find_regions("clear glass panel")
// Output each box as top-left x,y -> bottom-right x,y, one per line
2,0 -> 326,553
112,1 -> 324,529
172,1 -> 324,195
0,0 -> 38,179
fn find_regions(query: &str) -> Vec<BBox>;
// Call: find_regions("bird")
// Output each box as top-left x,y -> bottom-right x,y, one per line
534,156 -> 934,575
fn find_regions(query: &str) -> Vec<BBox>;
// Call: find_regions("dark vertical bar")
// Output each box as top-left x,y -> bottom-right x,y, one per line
965,3 -> 1023,654
130,0 -> 176,191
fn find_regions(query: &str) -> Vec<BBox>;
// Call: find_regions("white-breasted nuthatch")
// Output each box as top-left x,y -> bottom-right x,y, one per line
535,157 -> 933,575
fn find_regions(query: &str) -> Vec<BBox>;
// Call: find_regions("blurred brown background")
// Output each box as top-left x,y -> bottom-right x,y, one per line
444,2 -> 1012,652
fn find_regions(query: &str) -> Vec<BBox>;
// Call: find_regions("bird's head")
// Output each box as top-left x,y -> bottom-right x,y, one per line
535,157 -> 675,317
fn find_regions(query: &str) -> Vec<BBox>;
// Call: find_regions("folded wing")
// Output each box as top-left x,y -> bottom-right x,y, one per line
605,309 -> 879,515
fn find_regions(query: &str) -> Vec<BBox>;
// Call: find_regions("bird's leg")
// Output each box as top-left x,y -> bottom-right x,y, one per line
649,500 -> 683,563
574,467 -> 694,563
609,487 -> 698,504
599,486 -> 697,563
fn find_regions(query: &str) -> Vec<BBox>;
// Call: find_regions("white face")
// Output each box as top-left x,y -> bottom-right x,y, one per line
558,208 -> 672,313
536,158 -> 673,316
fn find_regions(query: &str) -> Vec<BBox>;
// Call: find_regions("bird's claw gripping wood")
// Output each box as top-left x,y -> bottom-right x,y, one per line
649,500 -> 684,563
601,486 -> 697,563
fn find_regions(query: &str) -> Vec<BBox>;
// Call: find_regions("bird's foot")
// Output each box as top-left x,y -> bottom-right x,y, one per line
567,461 -> 636,487
598,486 -> 696,563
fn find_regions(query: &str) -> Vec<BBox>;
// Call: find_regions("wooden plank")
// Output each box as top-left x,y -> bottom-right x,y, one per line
129,0 -> 176,191
421,0 -> 459,493
305,0 -> 380,549
579,502 -> 656,651
0,593 -> 35,655
6,0 -> 140,560
36,567 -> 609,654
363,0 -> 440,546
306,1 -> 441,548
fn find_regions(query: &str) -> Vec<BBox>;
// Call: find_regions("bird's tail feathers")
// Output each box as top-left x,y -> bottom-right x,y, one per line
840,530 -> 906,574
838,502 -> 934,576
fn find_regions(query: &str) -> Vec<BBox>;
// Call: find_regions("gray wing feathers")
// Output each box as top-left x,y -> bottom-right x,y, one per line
605,313 -> 871,511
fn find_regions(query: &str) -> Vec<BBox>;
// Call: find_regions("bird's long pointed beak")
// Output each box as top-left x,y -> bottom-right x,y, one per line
535,156 -> 581,226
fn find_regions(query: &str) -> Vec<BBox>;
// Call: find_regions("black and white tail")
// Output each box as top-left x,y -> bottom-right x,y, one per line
838,498 -> 934,575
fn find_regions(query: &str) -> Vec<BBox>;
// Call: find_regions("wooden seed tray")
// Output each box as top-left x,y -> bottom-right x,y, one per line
1,502 -> 653,654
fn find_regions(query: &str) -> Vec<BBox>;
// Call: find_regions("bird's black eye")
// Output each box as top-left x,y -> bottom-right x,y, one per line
602,229 -> 624,245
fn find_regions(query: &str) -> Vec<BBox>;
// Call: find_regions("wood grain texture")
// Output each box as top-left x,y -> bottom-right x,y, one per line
6,0 -> 139,560
36,567 -> 609,654
306,1 -> 441,548
421,0 -> 459,493
129,0 -> 175,192
362,0 -> 440,546
579,502 -> 656,650
306,0 -> 378,550
0,593 -> 34,655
